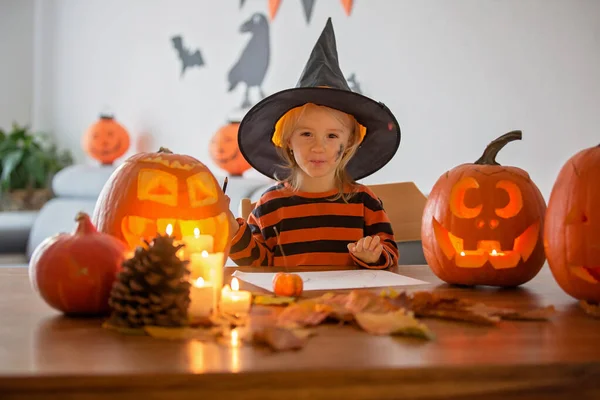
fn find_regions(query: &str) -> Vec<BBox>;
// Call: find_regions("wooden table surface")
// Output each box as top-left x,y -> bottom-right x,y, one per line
1,264 -> 599,400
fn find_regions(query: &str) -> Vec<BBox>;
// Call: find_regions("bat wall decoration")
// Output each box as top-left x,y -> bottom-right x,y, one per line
171,35 -> 205,77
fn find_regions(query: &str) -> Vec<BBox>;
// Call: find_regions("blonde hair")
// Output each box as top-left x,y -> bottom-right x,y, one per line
272,103 -> 366,202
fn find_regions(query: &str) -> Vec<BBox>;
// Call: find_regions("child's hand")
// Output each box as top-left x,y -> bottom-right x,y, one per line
347,235 -> 383,264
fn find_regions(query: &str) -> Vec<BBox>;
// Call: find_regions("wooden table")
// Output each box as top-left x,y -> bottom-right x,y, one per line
1,264 -> 599,399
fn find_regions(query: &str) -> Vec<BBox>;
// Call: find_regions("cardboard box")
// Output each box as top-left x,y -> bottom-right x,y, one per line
368,181 -> 428,265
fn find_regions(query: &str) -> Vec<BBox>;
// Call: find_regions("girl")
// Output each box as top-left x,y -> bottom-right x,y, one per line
226,18 -> 402,269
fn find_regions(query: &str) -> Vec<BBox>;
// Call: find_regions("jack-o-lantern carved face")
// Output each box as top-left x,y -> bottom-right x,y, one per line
82,115 -> 130,165
545,144 -> 600,303
209,122 -> 252,176
92,147 -> 231,261
422,131 -> 547,287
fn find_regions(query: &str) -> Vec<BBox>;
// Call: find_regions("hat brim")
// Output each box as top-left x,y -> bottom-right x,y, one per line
237,87 -> 401,181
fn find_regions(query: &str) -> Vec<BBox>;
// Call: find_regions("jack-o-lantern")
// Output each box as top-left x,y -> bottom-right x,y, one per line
545,144 -> 600,303
83,114 -> 130,165
91,147 -> 231,262
209,122 -> 252,176
421,131 -> 547,287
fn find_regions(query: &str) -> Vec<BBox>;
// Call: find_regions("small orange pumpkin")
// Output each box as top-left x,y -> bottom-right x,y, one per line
272,272 -> 303,297
209,122 -> 252,176
421,131 -> 547,287
83,114 -> 130,165
545,144 -> 600,303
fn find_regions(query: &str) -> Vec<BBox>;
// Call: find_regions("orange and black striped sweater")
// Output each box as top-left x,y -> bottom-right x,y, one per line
229,183 -> 399,268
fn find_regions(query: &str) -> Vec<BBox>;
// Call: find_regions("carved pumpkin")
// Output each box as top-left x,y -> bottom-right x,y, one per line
209,122 -> 252,176
91,147 -> 231,264
29,212 -> 128,315
421,131 -> 547,287
83,114 -> 130,165
545,144 -> 600,303
272,272 -> 304,297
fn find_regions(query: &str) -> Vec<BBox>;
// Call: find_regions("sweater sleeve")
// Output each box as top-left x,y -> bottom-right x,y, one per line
229,210 -> 274,267
351,192 -> 399,269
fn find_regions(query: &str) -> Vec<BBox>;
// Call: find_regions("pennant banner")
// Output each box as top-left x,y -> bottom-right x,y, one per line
241,0 -> 354,21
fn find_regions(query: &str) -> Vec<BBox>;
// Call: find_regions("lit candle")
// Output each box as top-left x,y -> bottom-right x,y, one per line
189,251 -> 225,311
220,277 -> 251,316
182,227 -> 214,256
189,277 -> 214,318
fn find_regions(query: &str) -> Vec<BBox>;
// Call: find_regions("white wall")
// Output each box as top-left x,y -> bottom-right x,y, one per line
0,0 -> 34,130
31,0 -> 600,199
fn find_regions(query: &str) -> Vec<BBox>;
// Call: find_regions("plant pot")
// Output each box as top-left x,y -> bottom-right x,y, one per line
0,188 -> 52,211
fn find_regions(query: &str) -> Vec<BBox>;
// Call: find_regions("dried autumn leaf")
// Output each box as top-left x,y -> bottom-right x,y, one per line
354,310 -> 434,340
253,294 -> 297,306
276,300 -> 332,328
345,290 -> 397,314
388,291 -> 554,325
253,326 -> 310,351
144,326 -> 219,341
469,304 -> 556,321
580,300 -> 600,319
102,321 -> 146,336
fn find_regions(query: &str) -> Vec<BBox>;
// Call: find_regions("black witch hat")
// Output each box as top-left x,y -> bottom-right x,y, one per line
237,17 -> 401,181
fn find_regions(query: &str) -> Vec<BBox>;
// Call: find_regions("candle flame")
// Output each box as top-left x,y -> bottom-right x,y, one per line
491,249 -> 497,256
230,328 -> 240,347
166,224 -> 173,236
194,277 -> 205,287
231,277 -> 239,291
194,227 -> 200,238
460,251 -> 465,257
201,250 -> 209,258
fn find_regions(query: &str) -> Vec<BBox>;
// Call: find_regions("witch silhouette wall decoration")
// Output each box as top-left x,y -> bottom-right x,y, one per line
227,13 -> 270,109
171,35 -> 205,77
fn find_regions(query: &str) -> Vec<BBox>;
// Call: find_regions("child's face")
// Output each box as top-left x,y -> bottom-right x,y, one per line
288,105 -> 352,181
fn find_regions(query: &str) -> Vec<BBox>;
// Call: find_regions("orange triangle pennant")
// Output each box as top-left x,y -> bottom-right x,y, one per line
340,0 -> 353,16
269,0 -> 282,20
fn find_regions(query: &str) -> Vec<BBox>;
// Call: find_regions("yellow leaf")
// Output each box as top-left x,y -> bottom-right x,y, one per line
102,321 -> 146,336
253,294 -> 296,305
354,311 -> 435,340
144,326 -> 217,341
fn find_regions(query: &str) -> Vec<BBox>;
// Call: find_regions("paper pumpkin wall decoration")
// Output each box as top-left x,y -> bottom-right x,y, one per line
82,114 -> 130,165
209,121 -> 252,176
421,131 -> 547,287
91,147 -> 231,264
544,144 -> 600,303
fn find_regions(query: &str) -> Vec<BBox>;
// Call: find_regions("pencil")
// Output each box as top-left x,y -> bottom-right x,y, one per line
222,177 -> 228,194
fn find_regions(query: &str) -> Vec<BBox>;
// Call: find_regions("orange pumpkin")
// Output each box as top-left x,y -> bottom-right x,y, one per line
272,272 -> 304,297
545,144 -> 600,303
421,131 -> 547,287
29,212 -> 128,315
209,122 -> 252,176
83,114 -> 130,165
91,147 -> 231,263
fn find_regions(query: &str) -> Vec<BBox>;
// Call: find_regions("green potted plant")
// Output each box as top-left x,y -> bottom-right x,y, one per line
0,122 -> 74,211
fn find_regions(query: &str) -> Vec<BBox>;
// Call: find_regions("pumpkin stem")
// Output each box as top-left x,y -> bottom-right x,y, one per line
474,130 -> 522,165
74,212 -> 97,235
158,147 -> 173,154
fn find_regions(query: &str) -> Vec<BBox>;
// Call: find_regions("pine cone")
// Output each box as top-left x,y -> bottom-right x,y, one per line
107,234 -> 191,328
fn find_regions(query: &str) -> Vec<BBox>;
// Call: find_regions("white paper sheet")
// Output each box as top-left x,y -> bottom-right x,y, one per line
231,269 -> 429,292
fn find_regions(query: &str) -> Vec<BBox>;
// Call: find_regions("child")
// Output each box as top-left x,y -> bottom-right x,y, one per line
226,18 -> 401,269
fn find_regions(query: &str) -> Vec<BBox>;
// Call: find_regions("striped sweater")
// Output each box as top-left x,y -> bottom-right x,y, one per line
229,183 -> 399,268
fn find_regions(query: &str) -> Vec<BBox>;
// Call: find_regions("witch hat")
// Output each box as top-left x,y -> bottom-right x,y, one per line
237,17 -> 401,181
